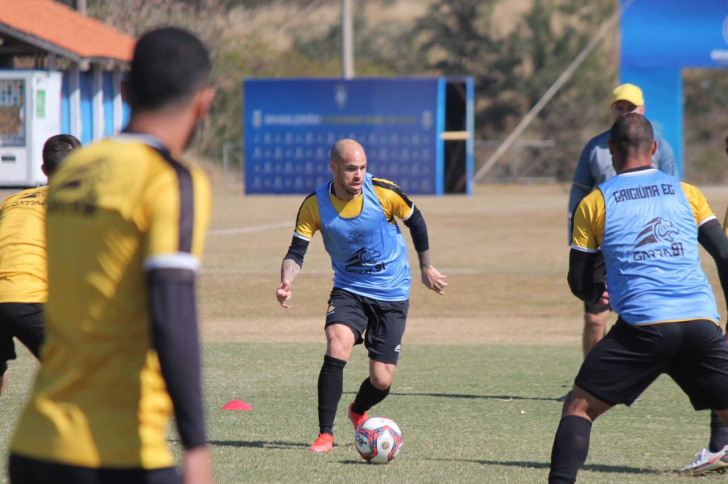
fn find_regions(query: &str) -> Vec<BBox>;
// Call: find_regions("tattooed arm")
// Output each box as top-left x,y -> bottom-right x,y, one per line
276,236 -> 309,309
417,249 -> 447,296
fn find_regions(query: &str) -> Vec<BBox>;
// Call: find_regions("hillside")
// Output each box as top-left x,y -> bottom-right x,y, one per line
72,0 -> 728,183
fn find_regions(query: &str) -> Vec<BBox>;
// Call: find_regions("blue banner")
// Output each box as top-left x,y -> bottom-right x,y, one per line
621,0 -> 728,68
620,0 -> 728,179
243,78 -> 444,194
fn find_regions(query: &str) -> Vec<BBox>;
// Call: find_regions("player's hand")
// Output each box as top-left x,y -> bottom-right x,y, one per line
598,290 -> 609,307
276,281 -> 292,309
183,446 -> 214,484
421,266 -> 447,295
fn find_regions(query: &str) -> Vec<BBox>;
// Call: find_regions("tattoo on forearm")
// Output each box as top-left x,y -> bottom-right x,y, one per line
418,250 -> 432,269
281,259 -> 301,283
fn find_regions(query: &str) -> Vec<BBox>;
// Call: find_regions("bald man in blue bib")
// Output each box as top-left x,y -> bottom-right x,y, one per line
276,139 -> 447,453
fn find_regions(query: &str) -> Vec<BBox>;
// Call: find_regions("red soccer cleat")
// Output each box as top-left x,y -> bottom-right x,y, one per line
308,433 -> 334,453
348,402 -> 368,430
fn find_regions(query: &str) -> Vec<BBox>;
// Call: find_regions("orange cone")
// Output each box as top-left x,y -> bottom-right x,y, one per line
221,400 -> 252,411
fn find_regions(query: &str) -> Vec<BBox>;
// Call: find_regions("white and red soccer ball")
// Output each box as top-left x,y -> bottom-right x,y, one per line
354,417 -> 403,464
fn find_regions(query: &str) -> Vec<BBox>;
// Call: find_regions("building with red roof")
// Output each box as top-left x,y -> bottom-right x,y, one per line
0,0 -> 135,146
0,0 -> 136,185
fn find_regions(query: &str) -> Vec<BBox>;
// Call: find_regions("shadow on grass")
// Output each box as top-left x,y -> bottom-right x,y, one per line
208,440 -> 309,449
431,458 -> 663,475
343,391 -> 558,402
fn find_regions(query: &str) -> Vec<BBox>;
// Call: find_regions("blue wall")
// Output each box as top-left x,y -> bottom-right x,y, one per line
79,72 -> 92,144
103,73 -> 115,137
620,0 -> 728,178
61,71 -> 129,144
60,72 -> 70,135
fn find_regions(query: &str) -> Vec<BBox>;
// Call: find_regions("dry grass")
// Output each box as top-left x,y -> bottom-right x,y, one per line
3,183 -> 728,483
199,183 -> 728,346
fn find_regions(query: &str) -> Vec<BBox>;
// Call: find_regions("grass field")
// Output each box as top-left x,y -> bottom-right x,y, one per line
3,183 -> 728,483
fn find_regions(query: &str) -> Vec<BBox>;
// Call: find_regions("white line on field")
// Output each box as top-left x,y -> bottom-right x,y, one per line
207,221 -> 291,236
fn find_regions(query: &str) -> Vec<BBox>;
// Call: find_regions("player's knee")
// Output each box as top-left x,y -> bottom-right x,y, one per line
563,386 -> 611,422
370,374 -> 391,390
561,394 -> 590,419
326,336 -> 353,360
369,369 -> 394,389
326,346 -> 349,361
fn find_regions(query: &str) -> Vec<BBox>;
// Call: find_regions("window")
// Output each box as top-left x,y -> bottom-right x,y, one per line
0,80 -> 26,147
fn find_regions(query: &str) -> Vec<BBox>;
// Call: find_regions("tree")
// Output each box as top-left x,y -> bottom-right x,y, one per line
412,0 -> 520,137
293,2 -> 424,76
513,0 -> 617,137
413,0 -> 618,141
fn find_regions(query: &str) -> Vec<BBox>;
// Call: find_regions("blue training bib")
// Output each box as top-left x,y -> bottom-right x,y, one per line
316,174 -> 411,301
599,169 -> 719,325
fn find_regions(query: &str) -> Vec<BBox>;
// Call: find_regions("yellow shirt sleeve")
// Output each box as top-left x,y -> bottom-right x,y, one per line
571,189 -> 605,251
190,168 -> 212,258
143,165 -> 212,263
372,178 -> 414,221
293,193 -> 320,241
680,182 -> 716,227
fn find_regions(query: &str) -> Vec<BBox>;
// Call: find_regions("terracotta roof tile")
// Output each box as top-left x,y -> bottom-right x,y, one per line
0,0 -> 135,62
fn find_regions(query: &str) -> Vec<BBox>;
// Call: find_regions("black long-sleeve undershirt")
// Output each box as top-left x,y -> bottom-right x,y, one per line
698,218 -> 728,310
567,218 -> 728,310
567,250 -> 604,307
148,268 -> 207,450
284,206 -> 430,267
403,206 -> 429,253
284,236 -> 309,267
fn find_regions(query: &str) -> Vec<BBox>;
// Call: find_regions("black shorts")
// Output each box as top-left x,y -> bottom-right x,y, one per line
325,288 -> 408,365
583,253 -> 611,314
575,318 -> 728,410
0,303 -> 44,374
8,454 -> 182,484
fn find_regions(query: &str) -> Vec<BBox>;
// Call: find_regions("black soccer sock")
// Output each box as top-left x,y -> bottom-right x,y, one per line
351,377 -> 390,415
709,410 -> 728,452
317,355 -> 347,436
548,415 -> 592,484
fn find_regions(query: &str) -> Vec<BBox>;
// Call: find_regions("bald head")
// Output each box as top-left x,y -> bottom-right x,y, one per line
330,139 -> 366,165
329,139 -> 367,200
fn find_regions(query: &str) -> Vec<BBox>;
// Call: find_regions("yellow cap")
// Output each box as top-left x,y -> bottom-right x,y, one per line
612,83 -> 644,107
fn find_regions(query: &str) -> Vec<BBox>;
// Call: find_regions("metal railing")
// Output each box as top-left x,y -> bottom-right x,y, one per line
222,141 -> 244,186
475,139 -> 585,183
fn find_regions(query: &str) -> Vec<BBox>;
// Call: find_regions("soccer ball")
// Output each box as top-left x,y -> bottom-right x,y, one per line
354,417 -> 403,464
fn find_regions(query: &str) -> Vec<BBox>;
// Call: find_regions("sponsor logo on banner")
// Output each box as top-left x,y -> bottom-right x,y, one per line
335,83 -> 348,109
710,16 -> 728,63
421,110 -> 432,129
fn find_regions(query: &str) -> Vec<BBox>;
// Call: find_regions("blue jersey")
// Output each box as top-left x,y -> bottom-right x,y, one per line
599,169 -> 718,325
315,174 -> 411,301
